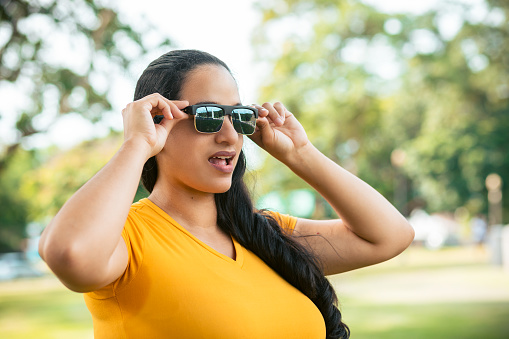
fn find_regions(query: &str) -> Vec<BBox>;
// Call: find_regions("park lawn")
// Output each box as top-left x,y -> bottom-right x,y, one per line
342,301 -> 509,339
0,246 -> 508,338
330,246 -> 509,339
0,277 -> 92,339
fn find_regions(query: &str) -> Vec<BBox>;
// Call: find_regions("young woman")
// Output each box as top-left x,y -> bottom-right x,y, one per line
39,50 -> 414,339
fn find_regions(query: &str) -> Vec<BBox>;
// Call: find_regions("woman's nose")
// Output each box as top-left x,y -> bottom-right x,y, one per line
215,116 -> 239,144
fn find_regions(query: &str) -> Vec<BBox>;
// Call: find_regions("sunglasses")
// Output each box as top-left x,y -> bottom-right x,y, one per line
154,104 -> 258,135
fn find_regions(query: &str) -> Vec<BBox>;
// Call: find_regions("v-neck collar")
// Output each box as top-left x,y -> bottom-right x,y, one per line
141,198 -> 244,268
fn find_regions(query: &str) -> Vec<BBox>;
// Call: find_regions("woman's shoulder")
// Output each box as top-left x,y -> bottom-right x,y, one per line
129,198 -> 151,214
127,198 -> 165,223
259,210 -> 297,235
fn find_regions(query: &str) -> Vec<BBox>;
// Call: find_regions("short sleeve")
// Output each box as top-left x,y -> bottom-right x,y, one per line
264,211 -> 297,235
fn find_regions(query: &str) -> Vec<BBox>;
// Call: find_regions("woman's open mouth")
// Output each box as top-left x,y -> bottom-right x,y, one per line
208,151 -> 236,173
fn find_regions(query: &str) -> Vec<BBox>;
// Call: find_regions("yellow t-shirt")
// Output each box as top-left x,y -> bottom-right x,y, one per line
84,198 -> 325,338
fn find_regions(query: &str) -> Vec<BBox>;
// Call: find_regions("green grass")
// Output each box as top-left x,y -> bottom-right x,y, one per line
330,246 -> 509,339
343,301 -> 509,339
1,246 -> 508,338
0,278 -> 92,339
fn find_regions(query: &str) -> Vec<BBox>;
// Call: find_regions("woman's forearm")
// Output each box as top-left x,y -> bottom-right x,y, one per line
283,142 -> 413,246
39,139 -> 150,286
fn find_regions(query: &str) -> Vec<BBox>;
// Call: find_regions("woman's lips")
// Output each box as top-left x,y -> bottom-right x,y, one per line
208,151 -> 236,173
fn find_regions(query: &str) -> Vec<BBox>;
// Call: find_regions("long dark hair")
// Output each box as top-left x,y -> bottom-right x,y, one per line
134,49 -> 349,339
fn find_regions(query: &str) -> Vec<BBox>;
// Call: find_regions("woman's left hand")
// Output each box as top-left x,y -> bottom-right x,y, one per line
248,102 -> 310,163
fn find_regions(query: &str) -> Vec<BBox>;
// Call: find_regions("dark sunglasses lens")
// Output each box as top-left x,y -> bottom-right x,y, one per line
232,109 -> 256,135
195,106 -> 225,133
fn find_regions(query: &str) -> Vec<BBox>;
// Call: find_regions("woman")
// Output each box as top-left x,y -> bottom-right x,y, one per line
39,50 -> 414,339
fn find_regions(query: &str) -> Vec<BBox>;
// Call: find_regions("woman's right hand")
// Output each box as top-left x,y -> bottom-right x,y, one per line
39,92 -> 189,293
121,93 -> 189,158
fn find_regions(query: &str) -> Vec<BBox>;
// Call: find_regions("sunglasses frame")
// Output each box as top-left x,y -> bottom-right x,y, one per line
183,104 -> 259,135
153,104 -> 259,135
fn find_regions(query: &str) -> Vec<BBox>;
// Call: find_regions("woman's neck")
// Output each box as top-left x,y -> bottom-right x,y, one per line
148,182 -> 218,232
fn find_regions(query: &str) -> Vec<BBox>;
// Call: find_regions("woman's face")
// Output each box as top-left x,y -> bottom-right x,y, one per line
156,64 -> 244,194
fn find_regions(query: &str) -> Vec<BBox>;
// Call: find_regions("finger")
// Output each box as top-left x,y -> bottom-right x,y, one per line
248,117 -> 271,146
255,116 -> 275,139
273,102 -> 287,123
172,100 -> 190,109
251,104 -> 269,118
157,116 -> 174,135
262,102 -> 284,127
168,100 -> 190,120
247,130 -> 262,146
156,103 -> 190,134
144,95 -> 188,120
147,93 -> 188,109
143,94 -> 173,120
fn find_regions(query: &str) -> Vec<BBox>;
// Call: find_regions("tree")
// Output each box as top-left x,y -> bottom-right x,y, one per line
20,133 -> 148,222
0,0 -> 171,251
0,147 -> 34,252
251,0 -> 414,214
253,0 -> 509,221
390,0 -> 509,216
0,0 -> 171,165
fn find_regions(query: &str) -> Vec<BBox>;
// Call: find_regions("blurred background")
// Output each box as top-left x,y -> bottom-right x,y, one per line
1,0 -> 508,338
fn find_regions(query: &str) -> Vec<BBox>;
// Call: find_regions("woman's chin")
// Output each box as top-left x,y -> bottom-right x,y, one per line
196,179 -> 233,194
211,183 -> 233,194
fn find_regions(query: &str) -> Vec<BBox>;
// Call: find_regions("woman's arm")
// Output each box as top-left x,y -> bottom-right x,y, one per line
39,94 -> 188,292
283,143 -> 414,274
249,102 -> 414,275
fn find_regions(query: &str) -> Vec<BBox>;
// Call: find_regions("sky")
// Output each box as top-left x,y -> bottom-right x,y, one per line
120,0 -> 262,104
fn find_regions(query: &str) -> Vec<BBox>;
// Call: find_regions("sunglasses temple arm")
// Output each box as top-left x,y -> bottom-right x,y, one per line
153,115 -> 164,124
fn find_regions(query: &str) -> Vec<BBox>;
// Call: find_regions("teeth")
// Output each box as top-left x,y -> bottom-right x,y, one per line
213,156 -> 231,159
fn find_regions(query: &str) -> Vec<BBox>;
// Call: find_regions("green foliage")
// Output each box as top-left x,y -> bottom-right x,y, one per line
0,132 -> 149,252
0,0 -> 172,170
0,0 -> 170,132
253,0 -> 509,219
0,134 -> 128,251
19,134 -> 123,221
0,148 -> 36,251
20,133 -> 149,220
0,0 -> 170,251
